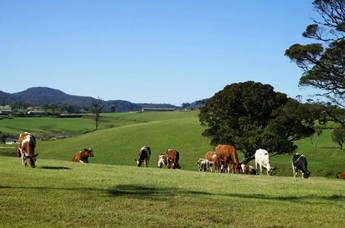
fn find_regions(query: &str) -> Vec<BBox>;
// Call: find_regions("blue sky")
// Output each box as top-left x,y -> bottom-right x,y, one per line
0,1 -> 319,105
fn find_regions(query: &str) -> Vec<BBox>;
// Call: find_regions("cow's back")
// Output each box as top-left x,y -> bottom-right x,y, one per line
215,144 -> 239,173
72,152 -> 81,162
205,151 -> 217,161
139,146 -> 151,160
255,149 -> 271,166
215,144 -> 238,163
166,149 -> 180,169
18,132 -> 36,155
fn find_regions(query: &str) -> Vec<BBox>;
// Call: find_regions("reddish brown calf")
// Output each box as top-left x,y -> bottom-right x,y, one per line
336,172 -> 345,179
166,149 -> 181,169
72,148 -> 94,163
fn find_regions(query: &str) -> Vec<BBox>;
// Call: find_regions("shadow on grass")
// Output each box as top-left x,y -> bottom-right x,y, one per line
40,166 -> 71,170
222,193 -> 345,202
1,184 -> 344,203
106,184 -> 345,202
107,184 -> 213,199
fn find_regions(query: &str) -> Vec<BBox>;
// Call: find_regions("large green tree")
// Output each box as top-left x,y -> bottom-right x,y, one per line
285,0 -> 345,108
199,81 -> 316,157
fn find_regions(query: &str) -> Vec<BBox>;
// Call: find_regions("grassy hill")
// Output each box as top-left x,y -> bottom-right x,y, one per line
1,156 -> 345,227
1,110 -> 345,177
2,110 -> 345,226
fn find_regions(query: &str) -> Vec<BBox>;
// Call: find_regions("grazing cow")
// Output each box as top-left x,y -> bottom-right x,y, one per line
292,153 -> 310,178
197,158 -> 210,172
240,164 -> 257,175
158,154 -> 168,168
205,151 -> 219,172
215,144 -> 240,173
255,149 -> 273,175
239,155 -> 255,174
135,146 -> 151,167
166,149 -> 181,169
17,132 -> 38,168
336,172 -> 345,179
72,148 -> 94,163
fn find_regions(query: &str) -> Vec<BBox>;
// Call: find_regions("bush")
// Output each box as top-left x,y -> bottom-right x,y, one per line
331,128 -> 345,149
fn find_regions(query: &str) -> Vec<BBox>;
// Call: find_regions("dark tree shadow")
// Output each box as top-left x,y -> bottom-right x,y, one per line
1,184 -> 344,203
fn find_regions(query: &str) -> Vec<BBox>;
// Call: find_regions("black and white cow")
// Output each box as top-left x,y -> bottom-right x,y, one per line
197,158 -> 209,172
292,153 -> 310,178
135,146 -> 151,167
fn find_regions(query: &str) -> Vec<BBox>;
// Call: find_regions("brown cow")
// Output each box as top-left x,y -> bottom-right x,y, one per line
72,148 -> 94,163
205,151 -> 220,172
17,132 -> 38,168
166,149 -> 181,169
336,172 -> 345,179
215,144 -> 240,173
135,146 -> 151,167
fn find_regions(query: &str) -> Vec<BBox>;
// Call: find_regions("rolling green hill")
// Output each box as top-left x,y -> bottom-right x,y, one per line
1,110 -> 345,177
38,113 -> 212,171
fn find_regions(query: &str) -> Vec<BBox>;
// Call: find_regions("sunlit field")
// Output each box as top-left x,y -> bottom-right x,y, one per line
1,156 -> 345,227
1,110 -> 345,226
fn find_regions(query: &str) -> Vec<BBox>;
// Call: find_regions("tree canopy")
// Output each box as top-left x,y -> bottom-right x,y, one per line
199,81 -> 316,157
285,0 -> 345,107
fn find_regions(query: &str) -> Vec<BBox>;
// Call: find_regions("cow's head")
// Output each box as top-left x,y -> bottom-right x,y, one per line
268,167 -> 275,176
135,159 -> 142,167
84,148 -> 94,157
16,148 -> 22,157
302,171 -> 311,178
23,152 -> 38,168
174,163 -> 181,169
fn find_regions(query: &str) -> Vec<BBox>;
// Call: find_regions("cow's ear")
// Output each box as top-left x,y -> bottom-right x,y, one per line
34,154 -> 39,157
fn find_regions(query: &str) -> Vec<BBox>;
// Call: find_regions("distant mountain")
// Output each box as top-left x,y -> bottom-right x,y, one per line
0,91 -> 10,106
0,87 -> 180,112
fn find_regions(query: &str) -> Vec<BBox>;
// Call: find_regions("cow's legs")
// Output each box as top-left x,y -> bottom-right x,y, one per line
259,164 -> 262,175
21,152 -> 25,166
292,163 -> 298,178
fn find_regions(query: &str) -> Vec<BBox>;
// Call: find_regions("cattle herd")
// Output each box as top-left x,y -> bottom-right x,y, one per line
14,131 -> 345,179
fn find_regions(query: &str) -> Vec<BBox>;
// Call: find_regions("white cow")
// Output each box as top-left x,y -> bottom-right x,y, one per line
255,149 -> 273,175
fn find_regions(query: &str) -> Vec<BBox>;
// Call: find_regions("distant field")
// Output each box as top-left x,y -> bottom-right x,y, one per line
1,156 -> 345,227
1,110 -> 345,177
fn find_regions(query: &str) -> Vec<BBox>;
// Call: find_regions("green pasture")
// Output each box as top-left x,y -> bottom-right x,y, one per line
1,110 -> 345,177
2,110 -> 345,227
1,156 -> 345,227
